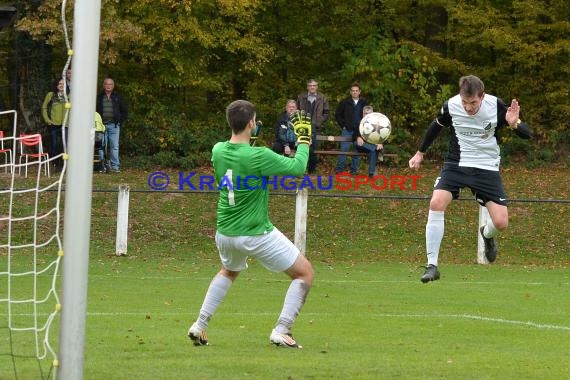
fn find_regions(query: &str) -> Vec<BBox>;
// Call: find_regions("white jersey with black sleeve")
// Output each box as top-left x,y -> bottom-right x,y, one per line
419,94 -> 531,172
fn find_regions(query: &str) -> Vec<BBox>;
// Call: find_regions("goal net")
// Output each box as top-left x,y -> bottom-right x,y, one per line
0,109 -> 64,378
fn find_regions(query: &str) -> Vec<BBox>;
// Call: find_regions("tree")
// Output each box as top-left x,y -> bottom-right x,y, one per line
9,0 -> 569,167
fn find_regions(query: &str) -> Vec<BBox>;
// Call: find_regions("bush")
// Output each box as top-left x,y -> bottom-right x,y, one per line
122,102 -> 228,169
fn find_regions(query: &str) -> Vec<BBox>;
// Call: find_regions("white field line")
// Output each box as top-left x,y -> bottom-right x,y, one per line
88,275 -> 570,286
3,312 -> 569,331
366,313 -> 570,331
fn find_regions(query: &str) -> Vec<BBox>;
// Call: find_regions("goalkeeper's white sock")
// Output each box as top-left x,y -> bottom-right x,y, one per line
483,219 -> 498,238
274,279 -> 311,334
196,273 -> 232,330
426,210 -> 445,266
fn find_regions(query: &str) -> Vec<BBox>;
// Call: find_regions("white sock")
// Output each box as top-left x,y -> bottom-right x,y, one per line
483,219 -> 498,238
426,210 -> 445,266
274,279 -> 311,334
196,273 -> 232,330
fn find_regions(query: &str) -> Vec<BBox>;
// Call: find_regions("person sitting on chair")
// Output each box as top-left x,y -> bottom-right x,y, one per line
272,100 -> 298,156
355,105 -> 385,178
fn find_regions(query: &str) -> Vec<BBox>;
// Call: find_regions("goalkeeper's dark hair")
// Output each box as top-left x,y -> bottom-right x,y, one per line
459,75 -> 485,97
226,100 -> 256,134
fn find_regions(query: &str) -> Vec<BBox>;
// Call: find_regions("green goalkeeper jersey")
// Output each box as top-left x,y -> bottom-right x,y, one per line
212,142 -> 309,236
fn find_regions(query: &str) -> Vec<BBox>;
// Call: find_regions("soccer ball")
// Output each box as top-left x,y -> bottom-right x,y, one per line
359,112 -> 392,144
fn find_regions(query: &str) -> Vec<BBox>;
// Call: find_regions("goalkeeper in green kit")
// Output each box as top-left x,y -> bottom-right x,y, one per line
188,100 -> 314,348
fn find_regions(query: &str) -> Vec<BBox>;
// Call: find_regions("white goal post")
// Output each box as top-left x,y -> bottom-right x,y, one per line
58,0 -> 101,379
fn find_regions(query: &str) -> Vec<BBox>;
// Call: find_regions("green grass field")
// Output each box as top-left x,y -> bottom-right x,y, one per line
90,261 -> 570,380
1,163 -> 569,379
4,262 -> 569,379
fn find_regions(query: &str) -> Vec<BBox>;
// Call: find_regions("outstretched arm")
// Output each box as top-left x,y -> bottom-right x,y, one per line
409,101 -> 450,170
409,120 -> 444,170
505,98 -> 532,139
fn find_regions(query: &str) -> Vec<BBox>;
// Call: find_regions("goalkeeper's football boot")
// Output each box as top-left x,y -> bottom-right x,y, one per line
480,226 -> 497,263
420,264 -> 440,283
270,329 -> 302,348
188,323 -> 209,346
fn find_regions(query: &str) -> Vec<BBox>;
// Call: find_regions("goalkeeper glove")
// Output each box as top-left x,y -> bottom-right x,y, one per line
289,110 -> 312,145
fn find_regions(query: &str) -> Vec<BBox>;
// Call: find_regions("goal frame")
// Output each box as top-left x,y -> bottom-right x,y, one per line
58,1 -> 101,378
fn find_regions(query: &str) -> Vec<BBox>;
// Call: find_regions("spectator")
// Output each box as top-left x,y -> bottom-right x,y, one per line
41,78 -> 68,169
65,68 -> 72,91
296,79 -> 330,173
272,100 -> 298,156
355,105 -> 385,177
334,82 -> 368,174
94,112 -> 108,173
409,75 -> 532,283
96,76 -> 128,173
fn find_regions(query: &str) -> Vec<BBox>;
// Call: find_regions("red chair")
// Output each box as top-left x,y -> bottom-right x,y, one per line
0,130 -> 13,173
18,133 -> 50,178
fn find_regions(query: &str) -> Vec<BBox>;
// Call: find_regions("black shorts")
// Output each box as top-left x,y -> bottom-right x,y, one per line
433,163 -> 508,206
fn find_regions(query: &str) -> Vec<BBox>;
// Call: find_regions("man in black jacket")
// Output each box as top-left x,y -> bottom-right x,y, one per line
96,76 -> 128,173
334,83 -> 368,175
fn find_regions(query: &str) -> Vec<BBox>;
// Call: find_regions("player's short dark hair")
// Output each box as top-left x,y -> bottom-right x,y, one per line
226,100 -> 256,134
459,75 -> 485,97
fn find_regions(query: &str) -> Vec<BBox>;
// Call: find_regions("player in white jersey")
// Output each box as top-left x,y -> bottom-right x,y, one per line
409,75 -> 531,282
